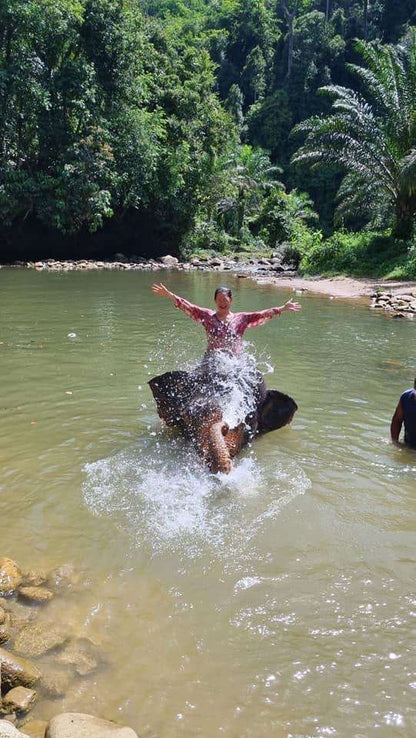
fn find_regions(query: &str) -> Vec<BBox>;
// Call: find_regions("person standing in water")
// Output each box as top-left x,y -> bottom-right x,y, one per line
151,283 -> 301,355
390,378 -> 416,448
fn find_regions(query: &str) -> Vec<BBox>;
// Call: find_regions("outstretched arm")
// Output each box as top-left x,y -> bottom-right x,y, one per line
390,400 -> 404,445
151,283 -> 210,323
242,299 -> 301,328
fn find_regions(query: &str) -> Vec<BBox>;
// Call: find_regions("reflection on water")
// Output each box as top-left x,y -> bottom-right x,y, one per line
0,269 -> 415,737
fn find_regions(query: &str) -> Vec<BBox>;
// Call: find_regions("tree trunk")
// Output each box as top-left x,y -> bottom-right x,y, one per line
393,198 -> 415,240
363,0 -> 368,39
281,0 -> 299,81
325,0 -> 331,23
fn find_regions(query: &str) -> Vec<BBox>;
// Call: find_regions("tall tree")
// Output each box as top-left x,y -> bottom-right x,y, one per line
292,31 -> 416,238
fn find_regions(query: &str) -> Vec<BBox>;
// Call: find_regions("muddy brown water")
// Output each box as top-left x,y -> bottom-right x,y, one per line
0,269 -> 415,737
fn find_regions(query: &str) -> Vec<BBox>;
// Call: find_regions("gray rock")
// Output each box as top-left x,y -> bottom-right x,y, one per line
0,648 -> 42,688
0,722 -> 30,737
0,560 -> 22,597
14,623 -> 69,658
2,687 -> 36,713
159,255 -> 179,266
45,713 -> 138,738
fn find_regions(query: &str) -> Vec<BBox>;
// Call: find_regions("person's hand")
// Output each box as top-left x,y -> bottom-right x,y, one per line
151,283 -> 173,299
283,300 -> 301,312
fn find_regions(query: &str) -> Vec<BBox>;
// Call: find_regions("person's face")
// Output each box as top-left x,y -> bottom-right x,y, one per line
215,291 -> 232,310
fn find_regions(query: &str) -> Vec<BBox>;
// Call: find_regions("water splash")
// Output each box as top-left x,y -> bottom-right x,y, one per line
83,435 -> 310,558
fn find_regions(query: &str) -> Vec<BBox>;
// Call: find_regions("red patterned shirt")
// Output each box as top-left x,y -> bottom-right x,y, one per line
174,295 -> 281,353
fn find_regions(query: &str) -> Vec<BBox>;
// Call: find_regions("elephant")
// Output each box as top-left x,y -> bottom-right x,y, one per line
148,362 -> 297,474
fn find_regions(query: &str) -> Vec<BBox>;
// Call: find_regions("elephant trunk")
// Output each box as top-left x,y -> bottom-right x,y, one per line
208,420 -> 232,474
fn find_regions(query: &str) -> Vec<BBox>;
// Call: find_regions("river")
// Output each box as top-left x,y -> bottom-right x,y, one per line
0,269 -> 415,737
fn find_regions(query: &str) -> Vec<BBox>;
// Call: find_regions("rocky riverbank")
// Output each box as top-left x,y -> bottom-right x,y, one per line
2,254 -> 416,317
0,558 -> 138,738
1,253 -> 296,277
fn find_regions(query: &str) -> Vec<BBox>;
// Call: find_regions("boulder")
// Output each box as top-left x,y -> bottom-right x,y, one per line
13,623 -> 69,658
159,255 -> 179,266
0,722 -> 30,737
18,588 -> 53,605
0,648 -> 41,688
0,560 -> 22,597
45,713 -> 138,738
2,687 -> 36,714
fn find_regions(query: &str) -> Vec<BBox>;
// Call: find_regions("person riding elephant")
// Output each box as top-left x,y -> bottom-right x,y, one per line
149,283 -> 301,473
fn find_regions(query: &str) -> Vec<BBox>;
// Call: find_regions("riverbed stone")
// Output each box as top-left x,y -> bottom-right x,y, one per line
21,572 -> 47,589
0,614 -> 12,644
18,588 -> 53,605
56,638 -> 98,676
45,714 -> 138,738
0,721 -> 30,737
2,687 -> 36,714
19,720 -> 48,738
0,648 -> 41,688
47,565 -> 77,590
0,560 -> 22,597
39,666 -> 74,698
13,623 -> 69,658
19,721 -> 47,738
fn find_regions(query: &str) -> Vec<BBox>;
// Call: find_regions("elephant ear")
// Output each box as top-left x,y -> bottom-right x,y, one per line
257,390 -> 298,435
148,371 -> 199,427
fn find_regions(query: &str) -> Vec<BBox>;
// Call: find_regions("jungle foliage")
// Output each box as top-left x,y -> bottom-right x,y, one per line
0,0 -> 415,271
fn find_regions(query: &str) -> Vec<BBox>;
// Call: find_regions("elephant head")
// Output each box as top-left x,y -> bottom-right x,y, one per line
149,369 -> 297,474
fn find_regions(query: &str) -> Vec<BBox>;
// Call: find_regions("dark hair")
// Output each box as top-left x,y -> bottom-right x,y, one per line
214,286 -> 232,299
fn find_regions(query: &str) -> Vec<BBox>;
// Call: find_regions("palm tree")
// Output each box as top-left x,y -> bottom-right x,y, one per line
221,145 -> 283,234
291,30 -> 416,239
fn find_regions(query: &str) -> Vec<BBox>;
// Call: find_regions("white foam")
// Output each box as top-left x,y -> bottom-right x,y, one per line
83,436 -> 310,558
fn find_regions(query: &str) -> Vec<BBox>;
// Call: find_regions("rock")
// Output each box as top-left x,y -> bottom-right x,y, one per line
159,255 -> 179,266
47,565 -> 77,590
45,714 -> 138,738
2,687 -> 36,714
13,623 -> 69,658
56,639 -> 98,676
18,588 -> 53,605
0,721 -> 30,737
21,572 -> 47,589
0,715 -> 17,725
0,648 -> 42,688
19,722 -> 47,738
39,666 -> 74,699
19,721 -> 47,738
0,560 -> 22,597
0,613 -> 12,645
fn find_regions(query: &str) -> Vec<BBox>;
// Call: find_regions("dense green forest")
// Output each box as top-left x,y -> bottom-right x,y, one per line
0,0 -> 415,274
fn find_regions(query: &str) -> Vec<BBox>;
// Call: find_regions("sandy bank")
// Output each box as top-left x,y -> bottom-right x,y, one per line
254,275 -> 416,301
